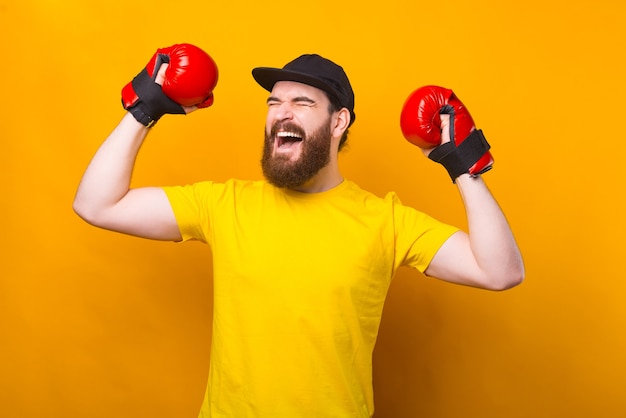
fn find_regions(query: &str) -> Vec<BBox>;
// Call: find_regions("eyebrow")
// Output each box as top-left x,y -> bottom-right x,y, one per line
267,95 -> 316,105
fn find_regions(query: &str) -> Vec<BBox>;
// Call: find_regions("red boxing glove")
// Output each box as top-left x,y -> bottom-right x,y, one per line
400,85 -> 493,182
122,43 -> 219,127
152,43 -> 218,107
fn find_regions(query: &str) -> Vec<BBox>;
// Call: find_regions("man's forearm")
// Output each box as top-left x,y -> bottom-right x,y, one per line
73,113 -> 149,223
456,174 -> 525,288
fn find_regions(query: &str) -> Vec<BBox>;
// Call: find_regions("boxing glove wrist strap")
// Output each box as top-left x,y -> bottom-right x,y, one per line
428,129 -> 492,182
125,68 -> 185,128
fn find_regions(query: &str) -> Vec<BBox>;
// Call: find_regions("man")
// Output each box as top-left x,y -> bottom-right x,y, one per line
73,47 -> 524,418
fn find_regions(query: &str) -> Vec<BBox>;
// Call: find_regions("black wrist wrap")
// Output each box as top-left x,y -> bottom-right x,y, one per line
125,67 -> 185,128
428,129 -> 492,182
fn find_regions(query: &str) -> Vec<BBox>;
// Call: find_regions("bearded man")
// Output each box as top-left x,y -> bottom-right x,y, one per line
73,51 -> 524,418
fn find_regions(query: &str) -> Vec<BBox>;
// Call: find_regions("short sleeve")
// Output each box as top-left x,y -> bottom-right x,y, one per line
162,181 -> 214,243
390,193 -> 459,273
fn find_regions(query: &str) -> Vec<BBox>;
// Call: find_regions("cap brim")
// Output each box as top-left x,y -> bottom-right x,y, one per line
252,67 -> 340,102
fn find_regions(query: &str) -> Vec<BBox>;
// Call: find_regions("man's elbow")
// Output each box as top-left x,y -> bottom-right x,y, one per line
73,198 -> 87,220
486,265 -> 525,291
72,198 -> 104,227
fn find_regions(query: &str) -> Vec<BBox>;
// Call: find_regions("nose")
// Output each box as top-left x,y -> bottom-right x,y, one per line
272,102 -> 294,122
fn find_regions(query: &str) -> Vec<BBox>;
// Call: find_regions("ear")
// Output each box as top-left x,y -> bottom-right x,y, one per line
331,108 -> 351,139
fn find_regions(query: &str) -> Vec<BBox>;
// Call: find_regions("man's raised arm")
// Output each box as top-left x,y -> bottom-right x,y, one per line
73,43 -> 219,241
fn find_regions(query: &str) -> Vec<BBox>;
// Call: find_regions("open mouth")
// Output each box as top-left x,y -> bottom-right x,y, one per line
275,131 -> 304,149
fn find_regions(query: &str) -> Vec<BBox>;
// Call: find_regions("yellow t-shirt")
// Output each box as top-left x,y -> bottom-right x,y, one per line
163,179 -> 458,418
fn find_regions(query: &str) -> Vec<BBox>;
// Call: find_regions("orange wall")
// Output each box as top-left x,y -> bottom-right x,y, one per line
2,1 -> 625,417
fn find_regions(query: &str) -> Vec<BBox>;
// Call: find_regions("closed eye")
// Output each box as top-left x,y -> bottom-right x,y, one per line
293,96 -> 316,106
267,97 -> 281,107
266,96 -> 316,107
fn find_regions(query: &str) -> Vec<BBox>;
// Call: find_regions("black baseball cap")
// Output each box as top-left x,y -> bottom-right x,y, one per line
252,54 -> 356,126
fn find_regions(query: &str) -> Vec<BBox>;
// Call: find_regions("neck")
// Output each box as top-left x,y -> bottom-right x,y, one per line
293,161 -> 343,193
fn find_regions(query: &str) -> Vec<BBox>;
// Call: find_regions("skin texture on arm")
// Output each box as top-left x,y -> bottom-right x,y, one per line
424,174 -> 525,290
422,115 -> 525,290
73,64 -> 201,241
72,113 -> 182,241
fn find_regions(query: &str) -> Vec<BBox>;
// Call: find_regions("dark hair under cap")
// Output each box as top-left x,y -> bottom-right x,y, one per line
252,54 -> 356,126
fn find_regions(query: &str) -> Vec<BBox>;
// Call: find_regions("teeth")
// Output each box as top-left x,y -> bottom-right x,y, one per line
277,131 -> 302,139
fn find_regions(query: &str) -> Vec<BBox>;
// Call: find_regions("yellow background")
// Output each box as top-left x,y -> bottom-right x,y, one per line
2,0 -> 625,417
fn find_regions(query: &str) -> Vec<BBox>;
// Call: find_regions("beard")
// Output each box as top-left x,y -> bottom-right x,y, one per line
261,120 -> 332,190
